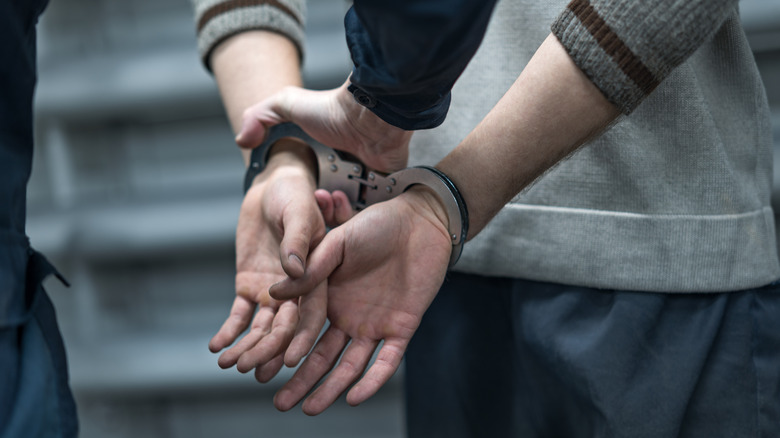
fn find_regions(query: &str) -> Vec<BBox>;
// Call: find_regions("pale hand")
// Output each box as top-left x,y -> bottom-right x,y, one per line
235,80 -> 412,173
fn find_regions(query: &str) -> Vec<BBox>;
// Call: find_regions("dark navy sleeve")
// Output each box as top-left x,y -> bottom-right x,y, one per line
345,0 -> 498,130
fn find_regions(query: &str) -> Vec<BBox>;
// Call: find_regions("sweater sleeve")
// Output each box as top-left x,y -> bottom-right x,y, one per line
190,0 -> 306,72
551,0 -> 738,114
345,0 -> 499,130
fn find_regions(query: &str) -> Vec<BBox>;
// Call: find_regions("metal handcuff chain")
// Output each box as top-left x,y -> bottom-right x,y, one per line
244,122 -> 468,267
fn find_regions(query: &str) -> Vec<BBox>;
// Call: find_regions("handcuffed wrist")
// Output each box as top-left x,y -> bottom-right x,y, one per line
266,138 -> 317,175
245,138 -> 317,190
244,122 -> 468,266
405,185 -> 450,233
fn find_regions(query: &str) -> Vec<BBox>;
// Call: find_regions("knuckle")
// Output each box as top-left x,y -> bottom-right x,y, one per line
306,349 -> 332,370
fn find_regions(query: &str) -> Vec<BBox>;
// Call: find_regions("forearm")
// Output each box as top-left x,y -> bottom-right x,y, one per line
427,0 -> 738,237
434,34 -> 619,238
210,31 -> 307,167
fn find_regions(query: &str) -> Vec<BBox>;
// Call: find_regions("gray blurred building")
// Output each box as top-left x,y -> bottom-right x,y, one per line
26,1 -> 780,437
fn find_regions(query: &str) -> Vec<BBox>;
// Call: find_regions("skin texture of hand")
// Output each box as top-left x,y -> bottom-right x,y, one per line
265,187 -> 452,415
209,143 -> 331,381
235,80 -> 412,173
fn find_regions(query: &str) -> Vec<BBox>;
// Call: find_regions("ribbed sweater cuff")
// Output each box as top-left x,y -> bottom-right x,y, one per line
551,0 -> 736,114
192,0 -> 306,71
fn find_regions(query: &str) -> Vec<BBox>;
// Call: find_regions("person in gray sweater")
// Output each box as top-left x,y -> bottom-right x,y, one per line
192,0 -> 780,435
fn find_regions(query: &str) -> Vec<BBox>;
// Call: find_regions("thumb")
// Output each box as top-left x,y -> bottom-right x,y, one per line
235,115 -> 268,149
235,96 -> 287,149
314,190 -> 354,228
271,229 -> 344,301
330,191 -> 355,226
278,209 -> 321,279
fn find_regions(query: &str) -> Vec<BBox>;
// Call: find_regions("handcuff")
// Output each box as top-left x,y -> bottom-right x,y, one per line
243,123 -> 469,267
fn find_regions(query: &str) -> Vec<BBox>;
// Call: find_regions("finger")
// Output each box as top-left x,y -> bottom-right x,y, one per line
346,338 -> 408,406
314,189 -> 334,224
209,296 -> 256,353
301,338 -> 379,416
235,100 -> 285,149
314,190 -> 353,228
270,229 -> 345,301
279,205 -> 322,279
217,305 -> 276,369
273,327 -> 349,412
284,282 -> 328,367
331,190 -> 354,225
236,300 -> 299,373
235,111 -> 269,149
255,354 -> 285,383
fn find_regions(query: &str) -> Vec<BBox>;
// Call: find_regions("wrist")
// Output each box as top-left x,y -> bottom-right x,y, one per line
361,165 -> 467,267
403,185 -> 450,235
251,138 -> 317,188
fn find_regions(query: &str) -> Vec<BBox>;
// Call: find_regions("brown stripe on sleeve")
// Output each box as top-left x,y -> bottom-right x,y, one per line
566,0 -> 660,94
197,0 -> 302,33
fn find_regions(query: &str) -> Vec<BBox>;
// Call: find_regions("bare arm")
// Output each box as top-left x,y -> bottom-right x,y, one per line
437,33 -> 619,237
211,30 -> 310,167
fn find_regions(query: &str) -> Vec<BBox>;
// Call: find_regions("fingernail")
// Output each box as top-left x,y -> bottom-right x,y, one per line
334,197 -> 341,209
289,253 -> 304,270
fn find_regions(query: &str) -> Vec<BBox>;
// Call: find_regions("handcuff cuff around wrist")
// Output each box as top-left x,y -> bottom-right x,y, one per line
243,122 -> 469,267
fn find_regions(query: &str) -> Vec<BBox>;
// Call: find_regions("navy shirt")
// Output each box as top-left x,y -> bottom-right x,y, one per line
0,0 -> 49,327
345,0 -> 499,130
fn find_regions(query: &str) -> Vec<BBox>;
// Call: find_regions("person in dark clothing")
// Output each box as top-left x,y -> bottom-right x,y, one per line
0,2 -> 78,437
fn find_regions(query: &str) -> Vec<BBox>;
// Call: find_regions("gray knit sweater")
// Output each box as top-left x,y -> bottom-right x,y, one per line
192,0 -> 780,292
192,0 -> 306,70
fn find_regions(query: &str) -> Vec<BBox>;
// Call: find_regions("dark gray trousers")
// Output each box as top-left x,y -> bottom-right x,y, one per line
406,272 -> 780,437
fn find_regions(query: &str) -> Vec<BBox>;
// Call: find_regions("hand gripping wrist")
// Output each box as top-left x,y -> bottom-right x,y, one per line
244,123 -> 469,266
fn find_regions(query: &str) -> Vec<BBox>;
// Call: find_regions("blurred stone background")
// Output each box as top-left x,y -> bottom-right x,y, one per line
26,1 -> 780,437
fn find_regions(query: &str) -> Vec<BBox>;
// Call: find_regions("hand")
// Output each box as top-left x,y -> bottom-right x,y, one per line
235,80 -> 412,172
266,187 -> 453,415
209,141 -> 331,381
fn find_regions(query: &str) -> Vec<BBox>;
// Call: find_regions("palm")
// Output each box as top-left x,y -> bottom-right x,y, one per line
327,205 -> 449,336
269,190 -> 452,414
235,184 -> 287,297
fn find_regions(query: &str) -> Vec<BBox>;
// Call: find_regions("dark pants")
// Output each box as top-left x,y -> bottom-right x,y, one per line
406,272 -> 780,437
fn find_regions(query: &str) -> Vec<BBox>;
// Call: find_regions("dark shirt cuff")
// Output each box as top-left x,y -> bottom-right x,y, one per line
347,82 -> 450,131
